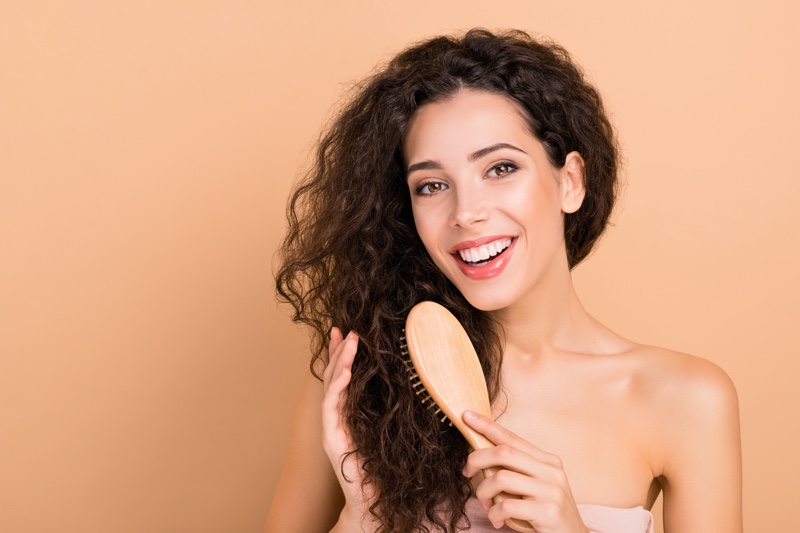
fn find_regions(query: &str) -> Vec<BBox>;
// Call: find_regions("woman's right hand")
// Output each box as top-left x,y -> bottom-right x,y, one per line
322,327 -> 377,529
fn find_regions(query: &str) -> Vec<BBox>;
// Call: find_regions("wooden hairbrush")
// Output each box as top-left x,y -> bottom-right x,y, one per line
401,301 -> 535,533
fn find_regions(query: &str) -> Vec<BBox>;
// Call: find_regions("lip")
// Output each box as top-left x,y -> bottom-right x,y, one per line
451,237 -> 517,280
448,235 -> 517,254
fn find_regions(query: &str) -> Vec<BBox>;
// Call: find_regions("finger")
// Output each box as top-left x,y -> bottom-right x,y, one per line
330,326 -> 344,354
321,367 -> 352,431
463,410 -> 560,467
475,467 -> 558,508
462,410 -> 529,447
324,330 -> 358,386
464,445 -> 565,485
333,332 -> 359,379
324,333 -> 360,399
485,497 -> 544,529
322,327 -> 345,383
321,369 -> 353,461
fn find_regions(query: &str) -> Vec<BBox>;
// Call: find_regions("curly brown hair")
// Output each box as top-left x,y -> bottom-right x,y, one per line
275,28 -> 620,532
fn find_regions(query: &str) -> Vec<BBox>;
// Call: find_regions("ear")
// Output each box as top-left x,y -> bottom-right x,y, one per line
559,151 -> 586,214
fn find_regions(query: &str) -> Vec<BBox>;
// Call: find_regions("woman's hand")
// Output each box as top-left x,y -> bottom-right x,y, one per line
462,410 -> 588,533
321,327 -> 377,530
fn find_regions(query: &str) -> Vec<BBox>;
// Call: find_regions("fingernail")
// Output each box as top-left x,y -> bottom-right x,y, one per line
461,466 -> 467,477
464,410 -> 477,420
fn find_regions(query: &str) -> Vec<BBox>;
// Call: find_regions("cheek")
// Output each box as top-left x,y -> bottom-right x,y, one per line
411,207 -> 436,250
411,207 -> 452,268
507,179 -> 564,239
410,204 -> 423,235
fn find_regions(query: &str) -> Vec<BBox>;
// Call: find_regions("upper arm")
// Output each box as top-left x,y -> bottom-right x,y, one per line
265,370 -> 344,533
658,357 -> 742,533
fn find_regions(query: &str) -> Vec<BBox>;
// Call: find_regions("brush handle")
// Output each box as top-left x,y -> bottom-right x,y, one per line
465,426 -> 537,532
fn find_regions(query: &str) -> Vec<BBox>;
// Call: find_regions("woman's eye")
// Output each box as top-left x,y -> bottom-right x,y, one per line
488,162 -> 518,178
415,181 -> 448,195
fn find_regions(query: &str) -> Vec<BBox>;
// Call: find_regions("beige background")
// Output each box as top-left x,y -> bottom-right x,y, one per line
1,1 -> 798,532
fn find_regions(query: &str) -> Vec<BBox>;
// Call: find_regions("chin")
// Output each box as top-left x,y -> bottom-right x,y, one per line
456,286 -> 517,313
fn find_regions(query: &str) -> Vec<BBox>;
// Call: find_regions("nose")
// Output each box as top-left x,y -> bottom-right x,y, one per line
450,184 -> 489,228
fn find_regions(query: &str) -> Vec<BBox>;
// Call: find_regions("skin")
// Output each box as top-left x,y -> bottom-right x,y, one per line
265,90 -> 742,532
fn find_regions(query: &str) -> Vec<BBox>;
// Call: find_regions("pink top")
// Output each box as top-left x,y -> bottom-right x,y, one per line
465,496 -> 654,533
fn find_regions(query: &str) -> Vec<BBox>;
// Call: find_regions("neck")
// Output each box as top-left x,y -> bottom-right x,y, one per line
488,249 -> 596,361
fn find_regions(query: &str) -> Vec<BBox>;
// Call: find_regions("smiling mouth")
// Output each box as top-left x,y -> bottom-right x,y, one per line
454,238 -> 515,266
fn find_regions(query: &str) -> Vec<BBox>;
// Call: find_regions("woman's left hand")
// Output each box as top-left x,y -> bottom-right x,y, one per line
462,410 -> 589,533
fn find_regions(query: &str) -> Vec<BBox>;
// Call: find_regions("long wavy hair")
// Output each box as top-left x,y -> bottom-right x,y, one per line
275,28 -> 620,532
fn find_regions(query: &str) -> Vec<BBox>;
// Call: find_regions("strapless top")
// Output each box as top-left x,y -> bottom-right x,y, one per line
465,496 -> 654,533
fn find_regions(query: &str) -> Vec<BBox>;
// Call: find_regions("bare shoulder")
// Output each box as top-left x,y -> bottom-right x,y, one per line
623,344 -> 741,479
583,331 -> 742,528
628,344 -> 738,414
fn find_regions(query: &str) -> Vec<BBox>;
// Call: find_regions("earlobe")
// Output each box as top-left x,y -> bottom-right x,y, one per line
560,151 -> 586,214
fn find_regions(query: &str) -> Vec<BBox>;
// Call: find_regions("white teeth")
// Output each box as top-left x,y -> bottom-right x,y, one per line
457,238 -> 513,264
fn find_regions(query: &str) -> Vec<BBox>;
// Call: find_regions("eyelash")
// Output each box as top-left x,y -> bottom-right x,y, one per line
414,181 -> 447,195
413,161 -> 519,196
487,161 -> 519,178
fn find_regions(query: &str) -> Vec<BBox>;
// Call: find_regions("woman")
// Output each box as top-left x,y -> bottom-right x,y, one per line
266,29 -> 742,533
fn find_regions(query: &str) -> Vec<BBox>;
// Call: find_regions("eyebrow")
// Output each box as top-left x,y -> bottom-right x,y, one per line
406,143 -> 527,175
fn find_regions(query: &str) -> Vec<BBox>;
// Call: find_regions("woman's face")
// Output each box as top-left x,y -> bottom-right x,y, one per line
403,89 -> 584,312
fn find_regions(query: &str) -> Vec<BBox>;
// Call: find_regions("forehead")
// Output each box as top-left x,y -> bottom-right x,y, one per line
404,90 -> 532,160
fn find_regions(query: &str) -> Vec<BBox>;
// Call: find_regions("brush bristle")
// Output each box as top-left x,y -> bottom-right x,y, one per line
400,329 -> 453,426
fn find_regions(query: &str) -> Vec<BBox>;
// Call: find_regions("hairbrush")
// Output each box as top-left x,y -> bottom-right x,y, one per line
401,301 -> 535,533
